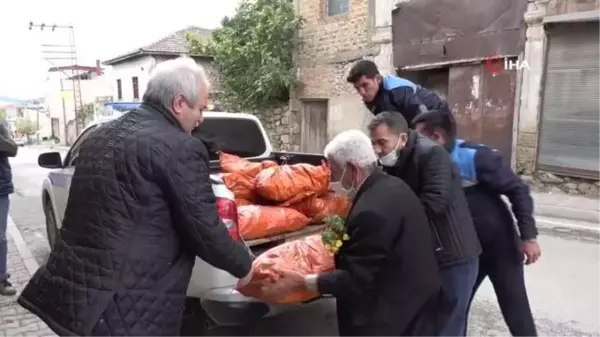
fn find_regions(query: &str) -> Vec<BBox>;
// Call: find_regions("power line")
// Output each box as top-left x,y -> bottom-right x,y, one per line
29,21 -> 84,144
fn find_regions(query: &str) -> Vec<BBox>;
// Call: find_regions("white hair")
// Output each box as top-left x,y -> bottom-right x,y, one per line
324,129 -> 378,170
143,56 -> 210,109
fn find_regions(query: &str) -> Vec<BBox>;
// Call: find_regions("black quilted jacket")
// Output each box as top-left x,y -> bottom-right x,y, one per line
383,130 -> 481,268
18,102 -> 252,336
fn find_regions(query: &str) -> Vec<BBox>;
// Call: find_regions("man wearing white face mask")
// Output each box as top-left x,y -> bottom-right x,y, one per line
263,129 -> 451,336
368,111 -> 481,337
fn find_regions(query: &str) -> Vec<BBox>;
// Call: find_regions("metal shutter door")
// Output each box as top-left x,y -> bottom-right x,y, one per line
537,22 -> 600,178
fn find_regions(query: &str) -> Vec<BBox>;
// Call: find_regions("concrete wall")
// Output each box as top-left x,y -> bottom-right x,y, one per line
516,0 -> 599,175
294,0 -> 395,141
515,0 -> 600,196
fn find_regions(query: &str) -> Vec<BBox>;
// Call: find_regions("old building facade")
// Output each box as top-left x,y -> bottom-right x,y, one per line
290,0 -> 396,153
516,0 -> 599,195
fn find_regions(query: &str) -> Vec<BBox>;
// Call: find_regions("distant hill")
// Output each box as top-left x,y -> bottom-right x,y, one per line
0,96 -> 41,106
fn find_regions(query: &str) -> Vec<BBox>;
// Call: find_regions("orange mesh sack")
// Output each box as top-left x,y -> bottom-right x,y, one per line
261,160 -> 278,169
291,193 -> 352,223
237,234 -> 334,303
254,162 -> 331,204
222,173 -> 255,201
219,152 -> 263,177
235,199 -> 252,206
238,205 -> 310,240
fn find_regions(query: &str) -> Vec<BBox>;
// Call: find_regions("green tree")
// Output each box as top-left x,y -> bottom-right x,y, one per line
0,108 -> 6,121
77,103 -> 95,126
187,0 -> 303,110
14,117 -> 36,137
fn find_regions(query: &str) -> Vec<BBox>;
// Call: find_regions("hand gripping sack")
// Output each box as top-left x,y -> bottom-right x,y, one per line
254,162 -> 330,204
290,193 -> 351,223
236,234 -> 334,303
237,205 -> 310,240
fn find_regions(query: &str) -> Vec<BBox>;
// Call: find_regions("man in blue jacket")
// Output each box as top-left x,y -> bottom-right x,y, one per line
0,121 -> 17,296
346,60 -> 449,125
413,110 -> 540,336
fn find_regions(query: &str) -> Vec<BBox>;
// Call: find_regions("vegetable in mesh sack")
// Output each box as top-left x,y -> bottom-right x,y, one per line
237,205 -> 310,240
222,172 -> 255,201
236,234 -> 334,303
235,198 -> 252,206
255,162 -> 330,204
219,152 -> 277,177
290,193 -> 351,223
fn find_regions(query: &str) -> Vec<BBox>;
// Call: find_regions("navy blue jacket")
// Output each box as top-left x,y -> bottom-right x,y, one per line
450,140 -> 537,245
0,124 -> 17,196
366,75 -> 449,125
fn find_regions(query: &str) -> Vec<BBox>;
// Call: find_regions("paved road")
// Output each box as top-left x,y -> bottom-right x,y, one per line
6,146 -> 600,336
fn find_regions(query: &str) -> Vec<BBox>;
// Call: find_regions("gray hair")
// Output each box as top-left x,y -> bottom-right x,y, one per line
324,129 -> 378,171
143,56 -> 210,109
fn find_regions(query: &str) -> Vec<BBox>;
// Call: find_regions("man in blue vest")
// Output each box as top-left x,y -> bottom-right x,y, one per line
346,60 -> 449,125
413,110 -> 540,336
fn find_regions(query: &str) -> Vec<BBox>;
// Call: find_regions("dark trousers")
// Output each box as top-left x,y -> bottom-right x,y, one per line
467,245 -> 537,336
439,258 -> 479,336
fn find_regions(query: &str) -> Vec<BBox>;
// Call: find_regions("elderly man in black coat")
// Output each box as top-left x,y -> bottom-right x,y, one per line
267,129 -> 449,336
18,57 -> 254,336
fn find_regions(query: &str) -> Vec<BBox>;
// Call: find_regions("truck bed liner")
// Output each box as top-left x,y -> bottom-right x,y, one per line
245,224 -> 327,247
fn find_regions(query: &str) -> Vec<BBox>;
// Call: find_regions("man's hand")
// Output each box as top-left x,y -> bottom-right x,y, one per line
258,268 -> 307,303
521,240 -> 541,265
236,266 -> 255,288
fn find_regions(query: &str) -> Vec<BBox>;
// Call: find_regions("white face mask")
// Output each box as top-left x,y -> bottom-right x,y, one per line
379,138 -> 402,167
339,165 -> 359,199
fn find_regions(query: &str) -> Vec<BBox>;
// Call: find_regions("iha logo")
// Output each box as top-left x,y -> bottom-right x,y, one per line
485,55 -> 530,73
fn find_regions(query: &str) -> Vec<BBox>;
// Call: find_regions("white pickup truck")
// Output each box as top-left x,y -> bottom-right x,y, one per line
37,111 -> 328,335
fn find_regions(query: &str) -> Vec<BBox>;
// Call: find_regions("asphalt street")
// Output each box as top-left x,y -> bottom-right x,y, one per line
5,146 -> 600,336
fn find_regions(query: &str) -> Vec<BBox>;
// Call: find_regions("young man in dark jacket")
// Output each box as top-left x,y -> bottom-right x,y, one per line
368,111 -> 481,336
346,60 -> 449,124
18,57 -> 254,336
0,121 -> 17,296
413,110 -> 540,336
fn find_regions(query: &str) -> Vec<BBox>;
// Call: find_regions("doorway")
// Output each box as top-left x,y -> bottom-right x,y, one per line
300,100 -> 328,154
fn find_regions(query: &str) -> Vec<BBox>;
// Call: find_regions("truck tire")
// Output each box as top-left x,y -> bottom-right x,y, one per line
44,198 -> 59,251
180,298 -> 214,337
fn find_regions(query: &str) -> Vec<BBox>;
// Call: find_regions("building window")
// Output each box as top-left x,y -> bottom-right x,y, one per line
132,77 -> 139,100
326,0 -> 349,16
116,79 -> 122,100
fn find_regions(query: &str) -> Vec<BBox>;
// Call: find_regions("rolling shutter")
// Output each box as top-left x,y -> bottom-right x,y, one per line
537,22 -> 599,178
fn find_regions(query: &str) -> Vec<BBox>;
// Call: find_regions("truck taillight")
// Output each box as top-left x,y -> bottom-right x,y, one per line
216,198 -> 240,241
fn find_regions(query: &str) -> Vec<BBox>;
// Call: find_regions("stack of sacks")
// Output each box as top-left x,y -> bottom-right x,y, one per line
219,152 -> 351,240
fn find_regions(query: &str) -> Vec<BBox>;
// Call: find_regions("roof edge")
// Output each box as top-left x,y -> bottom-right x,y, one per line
103,50 -> 213,66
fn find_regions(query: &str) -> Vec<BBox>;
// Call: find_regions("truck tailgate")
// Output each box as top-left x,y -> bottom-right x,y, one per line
245,224 -> 326,248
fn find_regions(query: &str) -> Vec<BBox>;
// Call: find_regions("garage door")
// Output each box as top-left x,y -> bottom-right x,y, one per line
537,22 -> 599,178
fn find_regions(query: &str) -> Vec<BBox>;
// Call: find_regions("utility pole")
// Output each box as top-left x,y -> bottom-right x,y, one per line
29,21 -> 84,144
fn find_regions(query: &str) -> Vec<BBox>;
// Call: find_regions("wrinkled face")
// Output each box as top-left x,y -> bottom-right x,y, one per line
329,160 -> 355,190
369,124 -> 408,157
414,123 -> 446,147
353,75 -> 381,103
171,81 -> 209,133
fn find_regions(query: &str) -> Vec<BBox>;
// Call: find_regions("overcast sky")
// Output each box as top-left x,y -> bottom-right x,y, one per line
0,0 -> 241,99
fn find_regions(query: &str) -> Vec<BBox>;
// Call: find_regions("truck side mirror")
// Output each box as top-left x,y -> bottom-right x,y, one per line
38,152 -> 63,169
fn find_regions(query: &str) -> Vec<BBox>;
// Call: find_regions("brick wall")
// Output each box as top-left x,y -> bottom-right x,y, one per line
296,0 -> 371,99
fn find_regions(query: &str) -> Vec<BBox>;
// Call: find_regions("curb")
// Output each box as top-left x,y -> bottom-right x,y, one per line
535,204 -> 599,224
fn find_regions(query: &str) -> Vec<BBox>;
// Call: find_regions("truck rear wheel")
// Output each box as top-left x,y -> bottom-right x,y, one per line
180,298 -> 242,336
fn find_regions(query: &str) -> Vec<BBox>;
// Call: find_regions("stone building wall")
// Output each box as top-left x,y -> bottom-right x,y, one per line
515,0 -> 599,196
294,0 -> 395,140
253,104 -> 302,152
